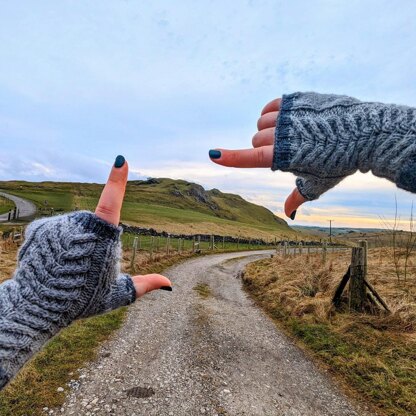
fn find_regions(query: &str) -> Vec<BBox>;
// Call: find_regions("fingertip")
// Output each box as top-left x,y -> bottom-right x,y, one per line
284,188 -> 306,219
261,98 -> 282,115
209,149 -> 222,160
95,156 -> 129,225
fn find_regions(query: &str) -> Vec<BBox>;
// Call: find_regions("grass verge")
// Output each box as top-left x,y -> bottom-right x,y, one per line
0,196 -> 14,215
242,250 -> 416,416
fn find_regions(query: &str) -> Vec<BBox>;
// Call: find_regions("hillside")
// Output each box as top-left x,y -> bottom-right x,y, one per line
0,178 -> 294,239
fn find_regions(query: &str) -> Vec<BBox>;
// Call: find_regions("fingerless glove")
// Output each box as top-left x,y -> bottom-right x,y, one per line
0,211 -> 135,389
272,92 -> 416,200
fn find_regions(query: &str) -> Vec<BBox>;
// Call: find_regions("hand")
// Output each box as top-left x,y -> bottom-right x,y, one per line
208,98 -> 306,220
95,155 -> 172,296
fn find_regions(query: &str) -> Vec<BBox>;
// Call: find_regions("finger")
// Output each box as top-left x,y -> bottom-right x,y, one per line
261,98 -> 282,115
132,274 -> 172,298
209,146 -> 274,168
95,155 -> 128,226
284,188 -> 307,220
252,128 -> 275,148
257,111 -> 279,130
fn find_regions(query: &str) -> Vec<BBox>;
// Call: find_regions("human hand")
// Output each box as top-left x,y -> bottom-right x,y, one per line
95,155 -> 172,296
208,99 -> 306,220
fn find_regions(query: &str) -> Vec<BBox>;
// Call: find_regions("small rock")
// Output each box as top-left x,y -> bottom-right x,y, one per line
57,387 -> 64,392
91,398 -> 99,405
223,389 -> 231,394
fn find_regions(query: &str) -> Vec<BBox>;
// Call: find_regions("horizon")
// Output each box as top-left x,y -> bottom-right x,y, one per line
1,1 -> 415,229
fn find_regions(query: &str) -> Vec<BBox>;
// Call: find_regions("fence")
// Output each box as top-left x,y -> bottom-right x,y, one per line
275,239 -> 391,314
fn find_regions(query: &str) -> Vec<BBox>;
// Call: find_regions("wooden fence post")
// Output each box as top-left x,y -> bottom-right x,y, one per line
130,237 -> 138,272
192,236 -> 196,253
149,236 -> 154,260
166,236 -> 170,254
349,241 -> 368,311
322,241 -> 327,264
283,241 -> 288,257
299,242 -> 303,255
222,236 -> 225,249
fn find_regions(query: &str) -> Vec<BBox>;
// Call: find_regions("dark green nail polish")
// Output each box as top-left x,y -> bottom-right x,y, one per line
160,286 -> 172,292
290,210 -> 297,220
114,155 -> 125,168
209,150 -> 221,159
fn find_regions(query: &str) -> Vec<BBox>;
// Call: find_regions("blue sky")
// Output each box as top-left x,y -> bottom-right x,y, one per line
1,0 -> 416,228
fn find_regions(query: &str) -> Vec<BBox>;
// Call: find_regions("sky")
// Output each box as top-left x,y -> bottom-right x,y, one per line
0,0 -> 416,229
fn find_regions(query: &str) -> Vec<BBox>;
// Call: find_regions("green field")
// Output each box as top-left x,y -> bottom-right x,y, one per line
0,195 -> 14,215
0,178 -> 295,239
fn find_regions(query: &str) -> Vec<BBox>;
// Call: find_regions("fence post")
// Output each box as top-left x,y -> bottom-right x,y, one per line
322,241 -> 327,264
157,236 -> 160,251
130,237 -> 138,272
149,236 -> 154,260
283,241 -> 288,257
349,241 -> 368,311
299,242 -> 303,255
198,235 -> 201,251
166,236 -> 170,254
237,236 -> 240,250
192,236 -> 196,253
222,236 -> 225,249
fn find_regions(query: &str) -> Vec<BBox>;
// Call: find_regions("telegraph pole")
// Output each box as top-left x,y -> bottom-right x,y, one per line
328,220 -> 333,244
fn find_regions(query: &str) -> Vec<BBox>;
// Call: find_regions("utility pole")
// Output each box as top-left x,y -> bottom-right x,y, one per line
328,220 -> 334,244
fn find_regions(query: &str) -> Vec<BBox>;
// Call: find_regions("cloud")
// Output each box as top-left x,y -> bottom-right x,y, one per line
0,1 -> 415,228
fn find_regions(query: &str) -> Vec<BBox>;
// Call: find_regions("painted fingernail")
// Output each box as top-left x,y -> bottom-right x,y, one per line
290,210 -> 297,220
209,150 -> 221,159
114,155 -> 125,168
160,286 -> 173,292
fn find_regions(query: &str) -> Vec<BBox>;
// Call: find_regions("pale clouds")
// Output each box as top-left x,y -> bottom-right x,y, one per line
0,0 -> 415,228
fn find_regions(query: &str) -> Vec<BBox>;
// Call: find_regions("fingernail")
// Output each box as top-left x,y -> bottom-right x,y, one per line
209,149 -> 221,159
114,155 -> 125,168
290,210 -> 297,220
160,286 -> 172,292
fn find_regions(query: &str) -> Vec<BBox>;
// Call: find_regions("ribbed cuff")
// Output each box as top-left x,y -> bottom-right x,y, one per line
69,211 -> 122,241
271,93 -> 299,172
121,274 -> 137,305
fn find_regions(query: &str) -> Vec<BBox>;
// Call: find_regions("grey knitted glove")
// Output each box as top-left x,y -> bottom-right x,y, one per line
272,92 -> 416,200
0,211 -> 136,389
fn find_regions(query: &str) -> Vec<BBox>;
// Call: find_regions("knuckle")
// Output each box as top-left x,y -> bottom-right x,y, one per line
256,148 -> 265,165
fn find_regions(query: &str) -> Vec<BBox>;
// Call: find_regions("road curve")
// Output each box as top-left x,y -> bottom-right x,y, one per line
0,191 -> 36,222
58,251 -> 370,416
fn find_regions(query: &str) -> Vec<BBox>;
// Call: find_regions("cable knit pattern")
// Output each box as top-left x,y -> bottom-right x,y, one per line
0,211 -> 136,389
272,92 -> 416,200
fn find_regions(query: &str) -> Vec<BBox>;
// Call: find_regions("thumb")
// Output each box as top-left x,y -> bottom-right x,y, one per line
285,176 -> 346,220
284,188 -> 307,220
132,274 -> 172,298
95,155 -> 128,226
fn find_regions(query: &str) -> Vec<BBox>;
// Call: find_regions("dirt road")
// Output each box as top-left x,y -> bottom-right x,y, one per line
58,251 -> 369,416
0,191 -> 36,222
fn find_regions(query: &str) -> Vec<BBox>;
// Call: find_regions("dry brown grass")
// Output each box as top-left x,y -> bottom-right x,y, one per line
0,241 -> 20,283
245,248 -> 416,332
243,248 -> 416,416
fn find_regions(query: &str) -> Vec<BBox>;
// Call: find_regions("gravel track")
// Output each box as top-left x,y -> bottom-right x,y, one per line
0,191 -> 36,222
56,250 -> 370,416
